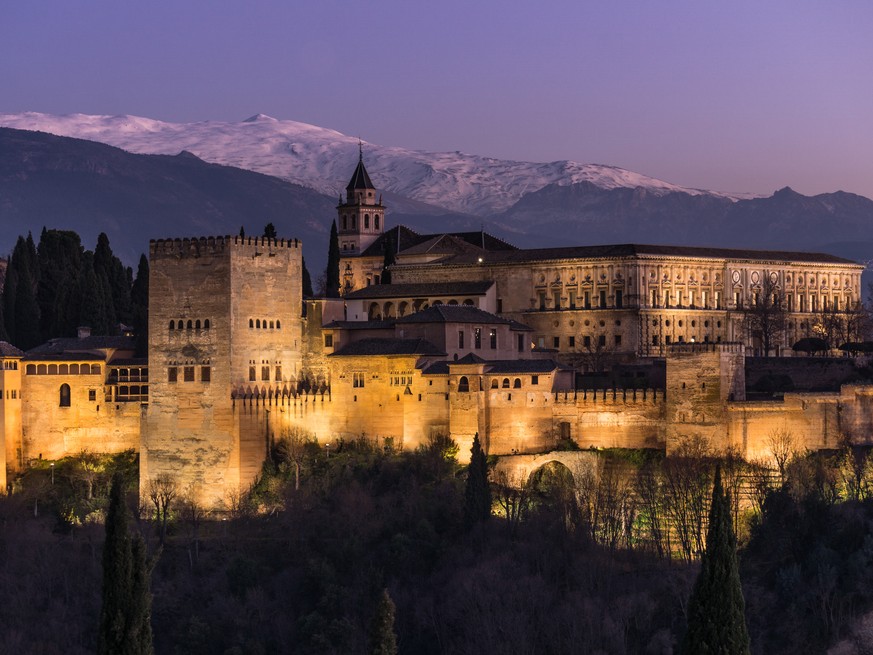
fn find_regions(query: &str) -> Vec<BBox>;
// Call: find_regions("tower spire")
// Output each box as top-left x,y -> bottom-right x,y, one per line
358,138 -> 363,163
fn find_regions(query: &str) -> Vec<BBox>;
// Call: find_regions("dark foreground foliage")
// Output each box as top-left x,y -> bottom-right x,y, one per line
6,440 -> 873,653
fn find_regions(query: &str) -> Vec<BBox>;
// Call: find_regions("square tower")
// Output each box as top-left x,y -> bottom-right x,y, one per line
143,235 -> 304,508
336,150 -> 385,255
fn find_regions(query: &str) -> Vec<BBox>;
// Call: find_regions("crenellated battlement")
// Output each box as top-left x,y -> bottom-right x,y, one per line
667,342 -> 745,355
149,235 -> 302,259
554,388 -> 665,405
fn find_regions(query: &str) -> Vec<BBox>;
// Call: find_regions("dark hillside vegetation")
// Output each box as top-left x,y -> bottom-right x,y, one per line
5,439 -> 873,653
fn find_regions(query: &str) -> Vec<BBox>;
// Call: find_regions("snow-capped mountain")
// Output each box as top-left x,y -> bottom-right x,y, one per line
0,112 -> 734,216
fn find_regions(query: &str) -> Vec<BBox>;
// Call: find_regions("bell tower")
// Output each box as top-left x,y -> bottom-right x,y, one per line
337,144 -> 385,255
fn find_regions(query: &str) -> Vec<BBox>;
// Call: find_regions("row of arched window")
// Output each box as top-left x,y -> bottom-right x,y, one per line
169,319 -> 211,331
456,376 -> 535,392
26,363 -> 101,376
2,361 -> 18,370
249,318 -> 282,329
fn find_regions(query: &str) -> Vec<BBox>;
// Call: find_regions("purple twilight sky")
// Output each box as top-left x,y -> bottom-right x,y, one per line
2,0 -> 872,199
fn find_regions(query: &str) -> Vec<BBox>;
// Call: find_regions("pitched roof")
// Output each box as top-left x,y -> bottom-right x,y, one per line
27,335 -> 136,355
454,353 -> 487,364
395,305 -> 515,326
430,243 -> 859,267
398,234 -> 488,257
329,338 -> 446,357
343,281 -> 494,300
357,226 -> 517,259
322,320 -> 395,330
346,156 -> 375,193
0,341 -> 24,357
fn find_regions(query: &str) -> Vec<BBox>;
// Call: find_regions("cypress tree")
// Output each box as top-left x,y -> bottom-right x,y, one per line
464,432 -> 491,525
326,220 -> 341,298
100,472 -> 153,655
37,229 -> 84,339
263,223 -> 277,239
381,230 -> 396,285
682,466 -> 750,655
2,262 -> 18,344
301,257 -> 314,298
368,588 -> 398,655
130,255 -> 149,356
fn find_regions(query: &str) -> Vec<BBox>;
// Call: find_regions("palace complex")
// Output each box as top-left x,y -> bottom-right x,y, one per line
1,155 -> 871,506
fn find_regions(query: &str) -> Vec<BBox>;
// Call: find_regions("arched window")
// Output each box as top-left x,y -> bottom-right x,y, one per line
249,319 -> 254,328
364,214 -> 370,229
37,364 -> 47,375
491,379 -> 499,389
187,320 -> 193,330
48,364 -> 58,375
262,319 -> 267,329
91,365 -> 101,375
70,364 -> 79,374
269,321 -> 274,329
448,299 -> 459,306
195,319 -> 201,329
59,383 -> 71,407
169,321 -> 175,330
458,376 -> 470,393
276,320 -> 281,329
502,378 -> 510,388
177,320 -> 184,330
463,299 -> 475,306
375,215 -> 380,230
59,364 -> 68,375
26,364 -> 36,375
256,319 -> 261,329
513,378 -> 522,388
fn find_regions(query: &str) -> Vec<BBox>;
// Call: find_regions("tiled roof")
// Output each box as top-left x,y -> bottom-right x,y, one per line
0,341 -> 24,357
343,281 -> 493,300
27,335 -> 136,355
395,305 -> 515,325
357,226 -> 517,259
329,338 -> 447,357
345,157 -> 375,192
323,320 -> 395,330
454,353 -> 488,364
398,234 -> 487,257
430,243 -> 859,266
108,358 -> 148,366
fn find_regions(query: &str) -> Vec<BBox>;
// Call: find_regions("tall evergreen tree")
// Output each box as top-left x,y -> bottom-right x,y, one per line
37,229 -> 84,339
682,466 -> 750,655
4,236 -> 42,350
2,259 -> 18,344
301,257 -> 314,298
381,230 -> 396,285
326,220 -> 341,298
464,432 -> 491,525
130,254 -> 149,356
94,233 -> 133,330
368,588 -> 398,655
100,473 -> 154,655
262,223 -> 277,239
79,252 -> 113,336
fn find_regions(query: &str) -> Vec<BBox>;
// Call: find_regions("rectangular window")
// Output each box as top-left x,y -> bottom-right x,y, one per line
538,291 -> 546,311
615,290 -> 623,309
664,290 -> 670,308
201,366 -> 211,383
553,336 -> 560,348
651,289 -> 658,307
184,366 -> 195,382
261,366 -> 270,381
800,295 -> 805,312
688,291 -> 694,308
715,291 -> 721,309
614,335 -> 622,347
458,330 -> 465,349
553,290 -> 561,310
274,366 -> 281,382
734,292 -> 742,309
249,366 -> 256,382
584,291 -> 591,309
353,372 -> 365,388
811,295 -> 818,312
598,335 -> 606,347
324,334 -> 333,347
665,335 -> 672,344
474,328 -> 482,349
89,389 -> 96,402
490,329 -> 497,349
701,291 -> 707,308
569,336 -> 575,347
531,375 -> 539,385
168,367 -> 178,383
599,290 -> 607,308
652,335 -> 659,346
537,336 -> 545,349
517,334 -> 524,352
583,335 -> 591,348
569,291 -> 577,309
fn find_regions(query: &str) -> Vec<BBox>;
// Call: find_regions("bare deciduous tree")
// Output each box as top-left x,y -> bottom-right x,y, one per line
743,275 -> 787,356
147,472 -> 178,547
767,428 -> 797,485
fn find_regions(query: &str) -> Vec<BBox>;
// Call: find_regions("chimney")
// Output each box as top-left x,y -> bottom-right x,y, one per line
77,326 -> 92,339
